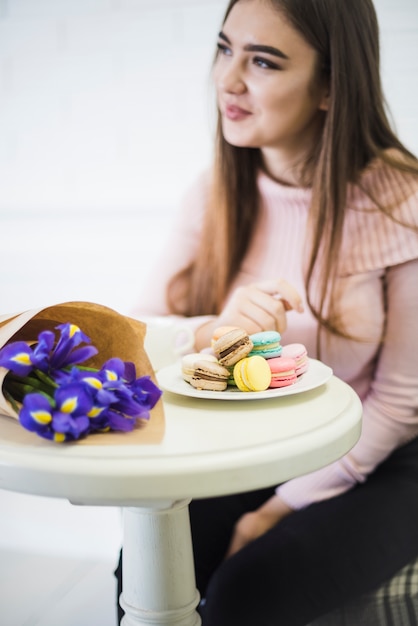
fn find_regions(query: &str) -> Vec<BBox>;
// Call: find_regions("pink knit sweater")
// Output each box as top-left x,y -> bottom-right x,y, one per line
134,158 -> 418,509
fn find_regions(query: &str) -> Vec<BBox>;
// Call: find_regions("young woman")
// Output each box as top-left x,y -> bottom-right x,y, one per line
117,0 -> 418,623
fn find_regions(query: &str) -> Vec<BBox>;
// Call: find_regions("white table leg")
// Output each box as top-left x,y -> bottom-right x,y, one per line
120,499 -> 201,626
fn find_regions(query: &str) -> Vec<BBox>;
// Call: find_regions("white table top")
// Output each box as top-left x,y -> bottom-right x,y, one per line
0,374 -> 362,506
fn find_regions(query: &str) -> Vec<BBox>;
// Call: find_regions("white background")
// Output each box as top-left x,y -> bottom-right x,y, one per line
0,0 -> 417,560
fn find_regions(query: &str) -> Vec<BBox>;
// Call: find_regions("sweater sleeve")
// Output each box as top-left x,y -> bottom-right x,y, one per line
277,258 -> 418,509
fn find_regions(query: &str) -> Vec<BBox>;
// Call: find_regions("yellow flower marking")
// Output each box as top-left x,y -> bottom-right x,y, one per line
61,397 -> 78,413
13,352 -> 32,365
54,433 -> 66,443
105,370 -> 118,381
88,406 -> 104,418
31,410 -> 52,425
84,377 -> 102,389
69,324 -> 80,337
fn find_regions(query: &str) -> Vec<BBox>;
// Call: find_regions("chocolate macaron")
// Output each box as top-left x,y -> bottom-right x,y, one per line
190,360 -> 231,391
213,328 -> 253,367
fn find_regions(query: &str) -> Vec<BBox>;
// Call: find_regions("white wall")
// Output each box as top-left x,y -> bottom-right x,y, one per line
0,0 -> 226,314
0,0 -> 417,560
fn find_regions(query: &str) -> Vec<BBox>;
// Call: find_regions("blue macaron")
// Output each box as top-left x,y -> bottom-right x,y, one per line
249,331 -> 282,359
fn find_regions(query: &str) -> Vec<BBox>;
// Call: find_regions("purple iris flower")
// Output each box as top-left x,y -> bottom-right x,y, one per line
19,394 -> 54,434
109,378 -> 161,420
130,376 -> 163,409
63,367 -> 119,410
100,358 -> 126,385
3,323 -> 162,442
0,323 -> 97,377
98,408 -> 136,432
0,341 -> 35,377
19,383 -> 94,442
49,323 -> 98,370
51,411 -> 90,440
31,331 -> 56,371
54,382 -> 93,416
0,331 -> 57,376
98,359 -> 162,421
122,361 -> 137,384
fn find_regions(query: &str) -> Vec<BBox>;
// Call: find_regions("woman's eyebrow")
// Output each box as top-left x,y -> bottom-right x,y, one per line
218,31 -> 289,60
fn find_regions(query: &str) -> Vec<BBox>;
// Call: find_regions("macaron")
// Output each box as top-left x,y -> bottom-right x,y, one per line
268,357 -> 298,388
225,365 -> 237,387
249,331 -> 282,359
211,325 -> 240,349
233,355 -> 272,392
190,360 -> 230,391
181,352 -> 218,383
281,343 -> 309,376
213,328 -> 253,367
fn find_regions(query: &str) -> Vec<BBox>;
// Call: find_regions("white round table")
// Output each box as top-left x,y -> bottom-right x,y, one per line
0,374 -> 362,626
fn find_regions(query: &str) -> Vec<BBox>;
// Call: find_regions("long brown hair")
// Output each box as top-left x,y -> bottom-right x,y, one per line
169,0 -> 418,338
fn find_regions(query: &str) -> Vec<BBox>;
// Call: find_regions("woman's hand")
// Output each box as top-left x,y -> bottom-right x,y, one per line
195,279 -> 303,350
218,279 -> 303,334
225,495 -> 294,558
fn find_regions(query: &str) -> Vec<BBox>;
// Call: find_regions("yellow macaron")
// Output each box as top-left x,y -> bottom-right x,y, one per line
233,355 -> 272,392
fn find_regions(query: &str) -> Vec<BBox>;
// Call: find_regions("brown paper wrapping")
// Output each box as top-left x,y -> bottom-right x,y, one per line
0,301 -> 165,445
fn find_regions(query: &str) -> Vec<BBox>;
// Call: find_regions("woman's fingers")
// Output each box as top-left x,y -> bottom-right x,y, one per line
243,288 -> 288,333
254,279 -> 304,313
219,280 -> 303,334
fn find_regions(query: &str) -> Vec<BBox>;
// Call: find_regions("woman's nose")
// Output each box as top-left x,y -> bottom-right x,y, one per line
216,59 -> 246,95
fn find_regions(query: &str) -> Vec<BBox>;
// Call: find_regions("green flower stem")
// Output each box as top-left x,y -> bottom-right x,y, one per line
5,380 -> 54,405
6,380 -> 36,402
4,388 -> 20,414
5,373 -> 55,398
34,369 -> 59,389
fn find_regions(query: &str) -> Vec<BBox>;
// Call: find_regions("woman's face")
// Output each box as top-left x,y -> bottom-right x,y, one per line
214,0 -> 328,172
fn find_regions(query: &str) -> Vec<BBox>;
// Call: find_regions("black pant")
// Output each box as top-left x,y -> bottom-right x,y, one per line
115,436 -> 418,626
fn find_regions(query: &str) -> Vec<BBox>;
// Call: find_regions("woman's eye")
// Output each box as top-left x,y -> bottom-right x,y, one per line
216,42 -> 232,57
253,56 -> 280,70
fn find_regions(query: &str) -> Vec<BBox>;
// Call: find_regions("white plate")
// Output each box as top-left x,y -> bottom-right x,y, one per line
157,358 -> 333,401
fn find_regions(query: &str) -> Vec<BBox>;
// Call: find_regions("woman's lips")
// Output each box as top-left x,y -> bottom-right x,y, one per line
224,105 -> 252,121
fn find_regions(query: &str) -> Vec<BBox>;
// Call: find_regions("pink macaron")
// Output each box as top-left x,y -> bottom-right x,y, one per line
268,357 -> 298,388
281,343 -> 309,376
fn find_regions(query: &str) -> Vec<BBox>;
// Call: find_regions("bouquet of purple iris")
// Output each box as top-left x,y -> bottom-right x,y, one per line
0,302 -> 163,443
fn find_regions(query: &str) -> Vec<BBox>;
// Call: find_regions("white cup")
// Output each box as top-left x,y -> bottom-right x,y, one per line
141,316 -> 195,371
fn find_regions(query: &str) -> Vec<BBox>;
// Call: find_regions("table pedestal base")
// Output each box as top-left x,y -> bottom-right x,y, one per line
121,499 -> 201,626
